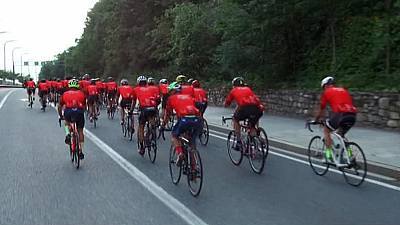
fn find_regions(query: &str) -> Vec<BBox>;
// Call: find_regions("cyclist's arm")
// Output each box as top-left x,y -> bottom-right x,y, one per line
315,93 -> 327,121
224,90 -> 234,107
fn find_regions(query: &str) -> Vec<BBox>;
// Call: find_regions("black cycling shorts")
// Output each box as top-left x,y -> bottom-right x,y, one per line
234,105 -> 263,126
87,95 -> 98,105
139,107 -> 158,125
38,90 -> 48,98
107,90 -> 117,100
326,112 -> 356,135
195,102 -> 208,115
120,98 -> 132,109
27,88 -> 35,95
161,95 -> 169,109
64,108 -> 85,129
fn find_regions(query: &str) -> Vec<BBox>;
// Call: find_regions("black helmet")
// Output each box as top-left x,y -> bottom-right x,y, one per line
232,77 -> 244,87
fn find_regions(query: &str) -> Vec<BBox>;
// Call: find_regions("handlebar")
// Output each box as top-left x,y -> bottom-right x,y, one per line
222,116 -> 233,125
305,120 -> 323,132
58,117 -> 64,127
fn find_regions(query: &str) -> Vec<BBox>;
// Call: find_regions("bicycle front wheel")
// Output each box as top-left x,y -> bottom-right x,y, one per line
258,128 -> 269,159
147,127 -> 157,163
227,131 -> 243,165
341,142 -> 367,187
187,149 -> 203,197
307,136 -> 329,176
169,145 -> 182,184
199,119 -> 209,146
248,136 -> 266,174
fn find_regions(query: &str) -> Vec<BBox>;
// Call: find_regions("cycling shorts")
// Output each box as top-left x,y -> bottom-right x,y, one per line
87,95 -> 98,105
38,90 -> 48,98
195,102 -> 207,115
27,88 -> 35,95
326,112 -> 356,135
107,90 -> 117,99
234,104 -> 263,126
139,107 -> 158,125
120,98 -> 132,109
172,116 -> 203,144
64,108 -> 85,129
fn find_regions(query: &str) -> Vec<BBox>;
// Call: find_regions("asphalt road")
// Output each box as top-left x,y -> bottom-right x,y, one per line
0,89 -> 399,225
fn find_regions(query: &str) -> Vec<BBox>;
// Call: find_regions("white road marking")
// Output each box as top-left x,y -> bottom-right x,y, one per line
84,129 -> 208,225
0,90 -> 15,109
208,132 -> 400,192
20,98 -> 28,102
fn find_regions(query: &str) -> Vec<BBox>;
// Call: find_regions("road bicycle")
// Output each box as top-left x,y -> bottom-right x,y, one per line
222,116 -> 269,174
306,120 -> 367,186
137,109 -> 158,163
40,94 -> 47,111
121,107 -> 134,141
59,117 -> 81,169
107,101 -> 116,119
199,118 -> 209,146
169,126 -> 203,197
27,90 -> 34,108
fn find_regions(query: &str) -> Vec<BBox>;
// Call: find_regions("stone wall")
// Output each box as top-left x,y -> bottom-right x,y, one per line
208,88 -> 400,130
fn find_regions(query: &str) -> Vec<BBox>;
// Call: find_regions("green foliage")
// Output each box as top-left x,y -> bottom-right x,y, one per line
40,0 -> 400,91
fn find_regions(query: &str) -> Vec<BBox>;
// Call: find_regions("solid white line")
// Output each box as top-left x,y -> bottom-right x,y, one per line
84,129 -> 208,225
208,132 -> 400,192
0,90 -> 15,109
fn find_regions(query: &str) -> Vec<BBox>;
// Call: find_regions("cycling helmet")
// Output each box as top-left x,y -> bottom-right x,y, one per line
68,79 -> 80,89
321,76 -> 334,88
120,79 -> 129,86
192,79 -> 200,88
90,79 -> 96,85
83,73 -> 90,80
107,76 -> 114,81
147,77 -> 155,85
187,78 -> 194,83
159,78 -> 168,84
56,78 -> 61,82
176,75 -> 187,83
40,79 -> 46,83
137,75 -> 147,85
29,78 -> 33,81
232,77 -> 244,86
168,81 -> 181,93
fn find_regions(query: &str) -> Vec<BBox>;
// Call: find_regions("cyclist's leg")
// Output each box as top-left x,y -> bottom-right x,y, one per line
233,107 -> 245,141
171,118 -> 184,163
76,110 -> 85,158
138,110 -> 147,153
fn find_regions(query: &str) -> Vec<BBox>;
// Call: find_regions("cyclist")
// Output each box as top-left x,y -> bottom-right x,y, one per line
61,76 -> 71,94
87,79 -> 99,122
79,74 -> 91,94
162,82 -> 202,165
159,78 -> 169,119
192,79 -> 208,116
25,78 -> 36,104
58,79 -> 86,160
96,78 -> 106,108
106,76 -> 118,112
224,77 -> 264,148
134,75 -> 159,155
38,79 -> 50,110
117,79 -> 135,126
315,76 -> 357,162
147,77 -> 161,105
176,75 -> 194,97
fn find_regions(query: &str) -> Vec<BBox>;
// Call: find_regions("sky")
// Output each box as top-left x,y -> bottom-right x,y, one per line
0,0 -> 99,79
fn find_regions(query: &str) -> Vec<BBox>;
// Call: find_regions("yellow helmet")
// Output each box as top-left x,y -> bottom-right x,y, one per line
176,75 -> 187,83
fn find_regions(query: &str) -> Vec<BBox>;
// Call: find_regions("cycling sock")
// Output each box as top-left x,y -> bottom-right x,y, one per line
64,126 -> 69,135
176,146 -> 183,155
325,147 -> 333,159
347,147 -> 353,157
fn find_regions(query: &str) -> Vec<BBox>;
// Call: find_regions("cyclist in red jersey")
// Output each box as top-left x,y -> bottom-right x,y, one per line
58,79 -> 86,160
25,78 -> 36,102
224,77 -> 264,147
87,79 -> 99,121
79,74 -> 91,94
61,77 -> 71,94
147,77 -> 161,104
192,80 -> 208,116
134,76 -> 159,155
117,79 -> 136,126
315,76 -> 357,162
176,75 -> 194,97
159,78 -> 169,120
38,79 -> 50,110
162,82 -> 202,165
106,77 -> 118,111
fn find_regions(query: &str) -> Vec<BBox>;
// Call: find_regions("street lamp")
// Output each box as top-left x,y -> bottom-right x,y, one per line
3,39 -> 16,71
12,47 -> 21,74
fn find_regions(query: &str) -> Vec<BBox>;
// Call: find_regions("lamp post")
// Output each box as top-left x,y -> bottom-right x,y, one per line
11,47 -> 21,84
3,40 -> 16,71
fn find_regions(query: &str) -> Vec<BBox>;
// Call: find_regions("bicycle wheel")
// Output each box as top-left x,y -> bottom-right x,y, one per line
169,145 -> 182,184
147,125 -> 157,163
199,119 -> 209,146
122,118 -> 127,137
227,131 -> 243,166
248,136 -> 266,174
93,116 -> 97,128
307,136 -> 329,176
187,149 -> 203,197
72,131 -> 80,169
258,128 -> 269,159
128,117 -> 134,141
341,142 -> 367,187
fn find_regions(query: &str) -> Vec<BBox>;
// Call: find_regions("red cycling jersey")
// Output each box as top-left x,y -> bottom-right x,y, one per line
134,86 -> 158,108
181,84 -> 194,97
79,80 -> 90,92
62,80 -> 69,88
51,81 -> 58,89
60,90 -> 86,109
38,82 -> 49,92
225,86 -> 264,110
320,86 -> 357,113
166,94 -> 200,118
106,81 -> 118,92
159,84 -> 169,96
96,81 -> 105,91
87,85 -> 98,96
147,85 -> 160,101
193,88 -> 207,103
26,81 -> 35,88
55,81 -> 63,91
117,85 -> 135,99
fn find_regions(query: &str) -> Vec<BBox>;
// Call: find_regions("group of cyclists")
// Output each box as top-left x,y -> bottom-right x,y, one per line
24,73 -> 358,170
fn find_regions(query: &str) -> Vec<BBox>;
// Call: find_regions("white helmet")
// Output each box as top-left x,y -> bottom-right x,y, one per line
137,75 -> 147,85
321,76 -> 334,88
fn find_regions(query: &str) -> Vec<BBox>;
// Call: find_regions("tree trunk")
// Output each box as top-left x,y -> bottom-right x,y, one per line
384,0 -> 392,74
330,21 -> 336,71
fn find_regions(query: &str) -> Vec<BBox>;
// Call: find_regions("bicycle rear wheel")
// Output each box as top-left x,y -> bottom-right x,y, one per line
227,131 -> 243,165
147,125 -> 157,163
169,145 -> 182,184
248,136 -> 266,174
341,142 -> 367,187
307,136 -> 329,176
187,149 -> 203,197
199,119 -> 209,146
71,131 -> 80,169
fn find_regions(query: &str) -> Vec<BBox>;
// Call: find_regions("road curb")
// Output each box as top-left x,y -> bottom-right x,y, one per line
208,123 -> 400,181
